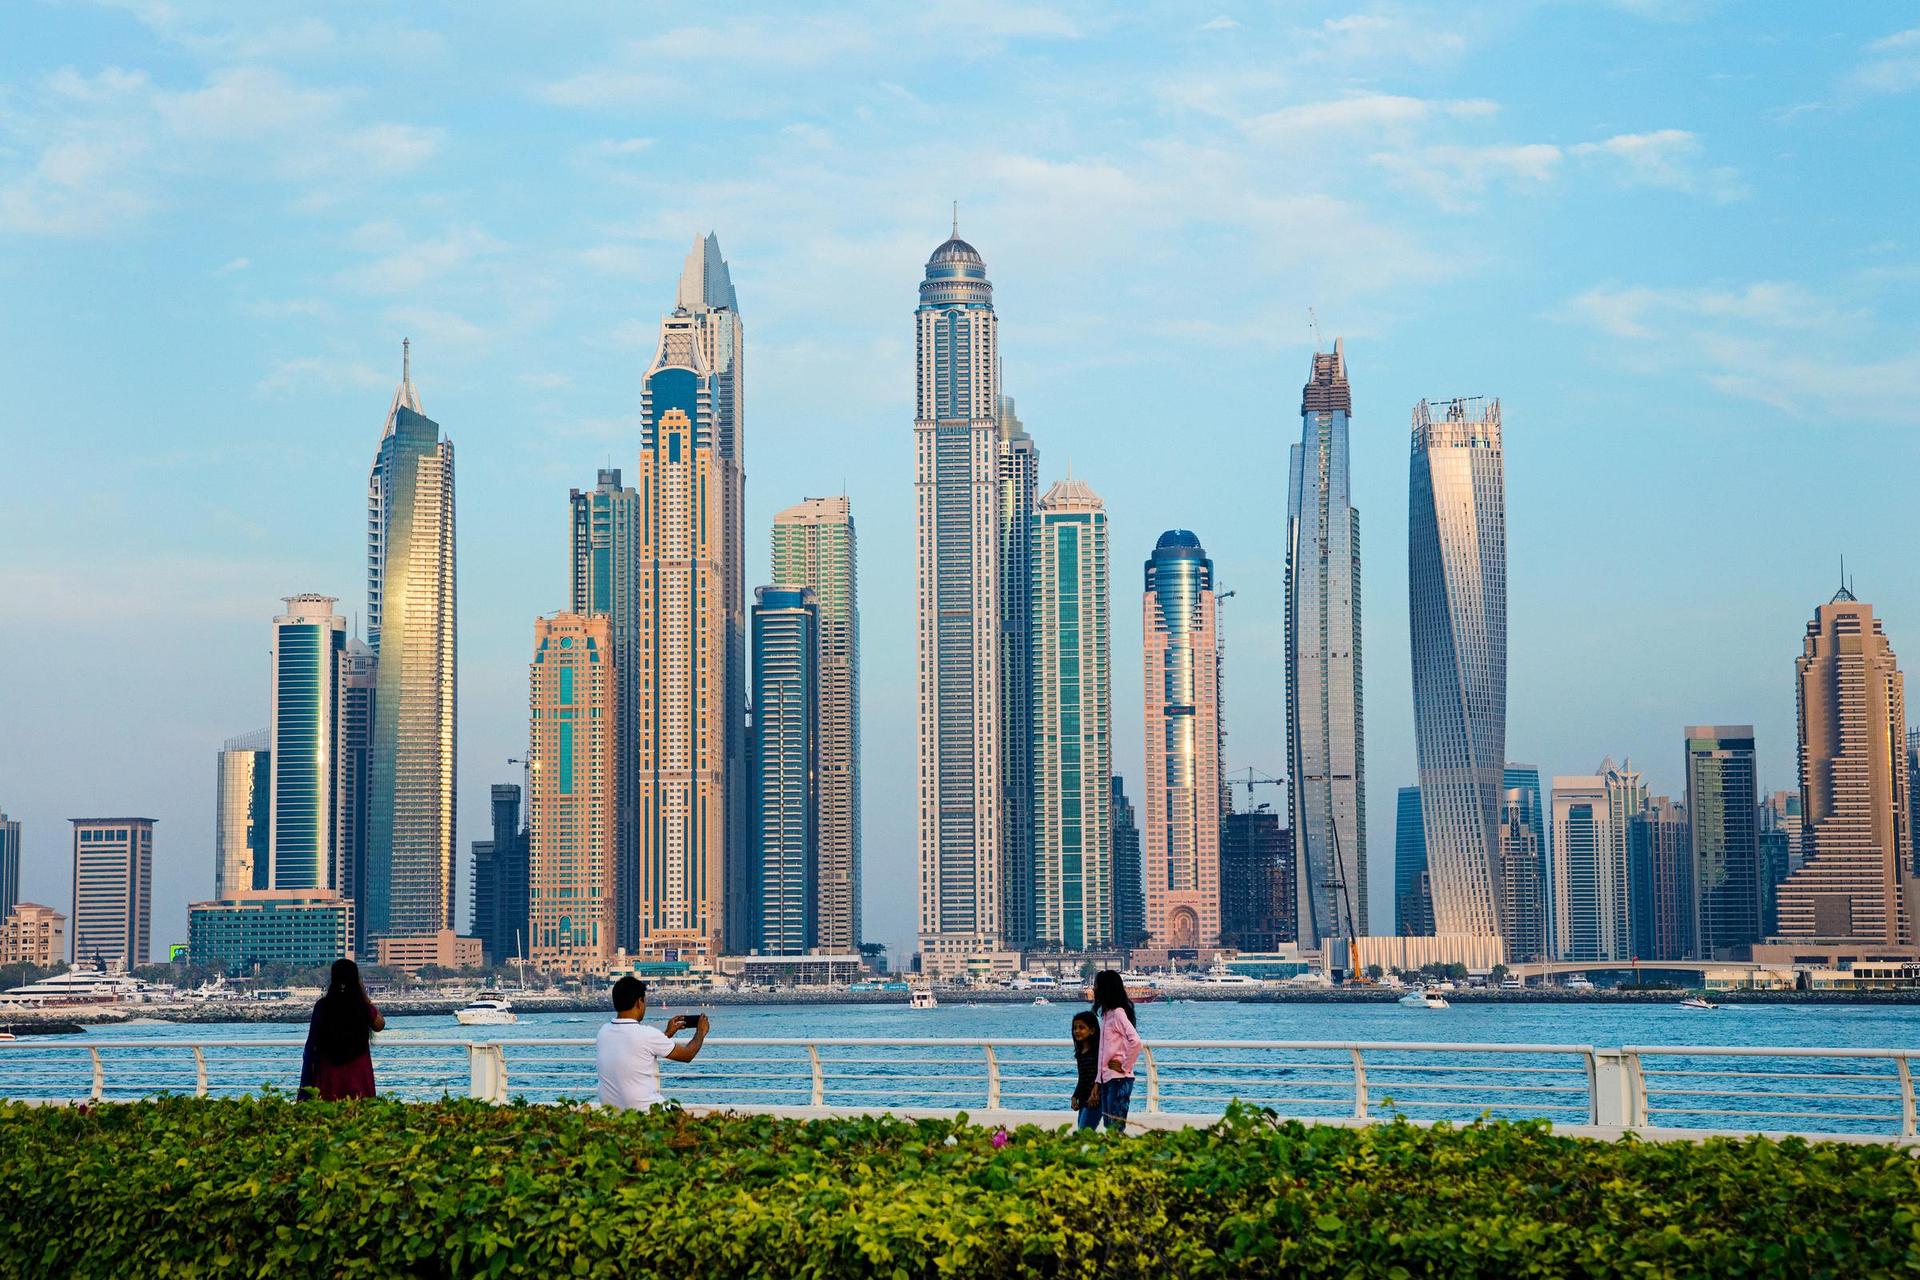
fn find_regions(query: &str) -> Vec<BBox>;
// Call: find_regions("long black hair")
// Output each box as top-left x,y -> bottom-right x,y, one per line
309,958 -> 374,1065
1090,969 -> 1137,1026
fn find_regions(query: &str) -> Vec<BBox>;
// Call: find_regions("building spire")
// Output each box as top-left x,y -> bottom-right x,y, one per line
402,336 -> 410,386
1833,554 -> 1858,603
952,200 -> 959,239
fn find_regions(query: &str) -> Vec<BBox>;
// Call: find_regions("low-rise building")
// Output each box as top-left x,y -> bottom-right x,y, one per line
374,929 -> 482,974
722,953 -> 867,987
0,902 -> 66,967
187,891 -> 352,970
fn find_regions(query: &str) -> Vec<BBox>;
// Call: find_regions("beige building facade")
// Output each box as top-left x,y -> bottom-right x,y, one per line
1,902 -> 66,967
528,612 -> 617,976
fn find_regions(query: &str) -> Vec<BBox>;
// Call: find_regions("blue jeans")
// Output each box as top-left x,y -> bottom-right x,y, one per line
1099,1076 -> 1134,1129
1076,1104 -> 1102,1130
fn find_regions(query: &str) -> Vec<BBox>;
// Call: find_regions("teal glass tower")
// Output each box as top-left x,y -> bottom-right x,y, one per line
270,595 -> 348,891
364,342 -> 457,941
1686,725 -> 1759,959
570,468 -> 639,951
751,586 -> 819,956
1029,477 -> 1110,951
1394,785 -> 1430,935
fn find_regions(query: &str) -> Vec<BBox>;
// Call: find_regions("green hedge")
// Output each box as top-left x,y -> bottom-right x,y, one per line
3,1098 -> 1918,1277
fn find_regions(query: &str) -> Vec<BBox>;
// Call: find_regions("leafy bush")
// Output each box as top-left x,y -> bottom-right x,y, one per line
2,1098 -> 1918,1277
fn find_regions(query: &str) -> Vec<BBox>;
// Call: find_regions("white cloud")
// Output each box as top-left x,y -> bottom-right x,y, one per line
1300,12 -> 1467,66
1851,28 -> 1920,94
334,225 -> 504,294
1570,129 -> 1745,199
1246,93 -> 1496,139
214,256 -> 249,274
535,69 -> 670,110
1371,142 -> 1562,208
255,355 -> 384,396
1200,16 -> 1239,32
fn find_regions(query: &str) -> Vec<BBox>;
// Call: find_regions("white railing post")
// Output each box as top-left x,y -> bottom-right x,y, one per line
1349,1047 -> 1368,1120
806,1044 -> 824,1107
1897,1056 -> 1916,1139
193,1046 -> 208,1098
1591,1050 -> 1636,1129
1142,1045 -> 1160,1113
89,1047 -> 103,1101
984,1045 -> 1001,1109
467,1043 -> 506,1103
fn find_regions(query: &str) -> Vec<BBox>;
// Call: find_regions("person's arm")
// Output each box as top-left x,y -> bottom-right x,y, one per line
665,1013 -> 708,1063
1105,1011 -> 1139,1071
367,1000 -> 386,1033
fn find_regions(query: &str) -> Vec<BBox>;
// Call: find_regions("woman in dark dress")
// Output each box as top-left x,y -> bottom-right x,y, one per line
300,958 -> 385,1100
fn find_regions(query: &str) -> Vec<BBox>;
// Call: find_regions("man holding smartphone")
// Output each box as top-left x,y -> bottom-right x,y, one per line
595,976 -> 710,1110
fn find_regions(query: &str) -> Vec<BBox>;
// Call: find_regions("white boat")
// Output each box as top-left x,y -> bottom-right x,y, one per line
1195,964 -> 1262,987
909,986 -> 938,1010
0,968 -> 167,1008
1564,976 -> 1596,992
1679,995 -> 1717,1010
1398,989 -> 1450,1009
454,994 -> 517,1025
1032,996 -> 1051,1006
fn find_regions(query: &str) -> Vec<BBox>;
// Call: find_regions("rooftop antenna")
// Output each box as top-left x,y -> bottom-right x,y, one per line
1308,307 -> 1324,350
951,200 -> 959,238
402,336 -> 410,384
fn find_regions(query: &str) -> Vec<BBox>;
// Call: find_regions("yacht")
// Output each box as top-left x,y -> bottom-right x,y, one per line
1195,965 -> 1261,988
0,968 -> 166,1008
454,993 -> 517,1026
1398,989 -> 1451,1009
1679,995 -> 1717,1010
1563,976 -> 1596,992
908,980 -> 938,1010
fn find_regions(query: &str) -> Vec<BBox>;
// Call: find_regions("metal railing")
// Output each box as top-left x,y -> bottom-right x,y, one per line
1,1037 -> 1914,1140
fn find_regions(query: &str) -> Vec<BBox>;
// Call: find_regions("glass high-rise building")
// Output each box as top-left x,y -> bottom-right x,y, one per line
1685,725 -> 1759,958
998,396 -> 1039,949
337,638 -> 375,955
771,496 -> 860,953
1111,776 -> 1145,949
1629,795 -> 1693,961
1777,589 -> 1913,944
527,612 -> 616,975
636,241 -> 743,961
1551,760 -> 1644,960
214,730 -> 269,899
270,595 -> 348,891
1222,807 -> 1290,951
1143,530 -> 1223,952
0,810 -> 19,923
570,468 -> 639,953
914,221 -> 1006,976
750,587 -> 819,956
1497,788 -> 1546,962
365,342 -> 457,942
1503,763 -> 1548,941
1408,397 -> 1506,941
1029,478 -> 1110,952
1758,790 -> 1801,936
1285,340 -> 1367,950
70,818 -> 153,968
471,783 -> 528,967
1394,785 -> 1430,936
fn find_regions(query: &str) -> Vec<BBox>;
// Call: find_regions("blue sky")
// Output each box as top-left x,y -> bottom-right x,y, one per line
2,1 -> 1916,962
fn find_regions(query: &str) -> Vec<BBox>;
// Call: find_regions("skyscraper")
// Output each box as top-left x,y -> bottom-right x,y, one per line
570,468 -> 639,953
914,221 -> 1005,976
0,811 -> 18,923
470,783 -> 528,967
270,595 -> 347,891
1629,795 -> 1693,961
1551,760 -> 1643,960
337,637 -> 375,955
1394,785 -> 1431,936
70,818 -> 153,968
1777,590 -> 1913,945
771,496 -> 860,953
1030,477 -> 1111,952
365,342 -> 457,942
1222,807 -> 1290,951
636,243 -> 742,961
750,586 -> 819,956
1758,790 -> 1801,936
1143,530 -> 1223,952
1408,397 -> 1506,941
1503,763 -> 1549,939
1685,726 -> 1759,959
214,731 -> 269,899
1111,776 -> 1146,949
675,234 -> 749,957
1285,340 -> 1367,950
527,612 -> 616,975
998,396 -> 1039,950
1497,788 -> 1546,961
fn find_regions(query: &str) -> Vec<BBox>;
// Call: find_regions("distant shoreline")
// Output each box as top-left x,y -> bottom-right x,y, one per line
6,985 -> 1920,1027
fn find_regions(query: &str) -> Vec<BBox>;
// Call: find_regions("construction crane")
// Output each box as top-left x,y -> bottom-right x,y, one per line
1324,813 -> 1371,985
1227,767 -> 1284,812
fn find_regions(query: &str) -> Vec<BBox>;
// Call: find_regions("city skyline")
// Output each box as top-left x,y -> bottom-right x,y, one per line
4,4 -> 1917,962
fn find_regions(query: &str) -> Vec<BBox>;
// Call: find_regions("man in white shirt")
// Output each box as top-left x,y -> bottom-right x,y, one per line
595,976 -> 709,1109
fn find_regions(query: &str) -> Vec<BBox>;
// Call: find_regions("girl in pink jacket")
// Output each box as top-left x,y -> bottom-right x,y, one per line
1089,969 -> 1141,1130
